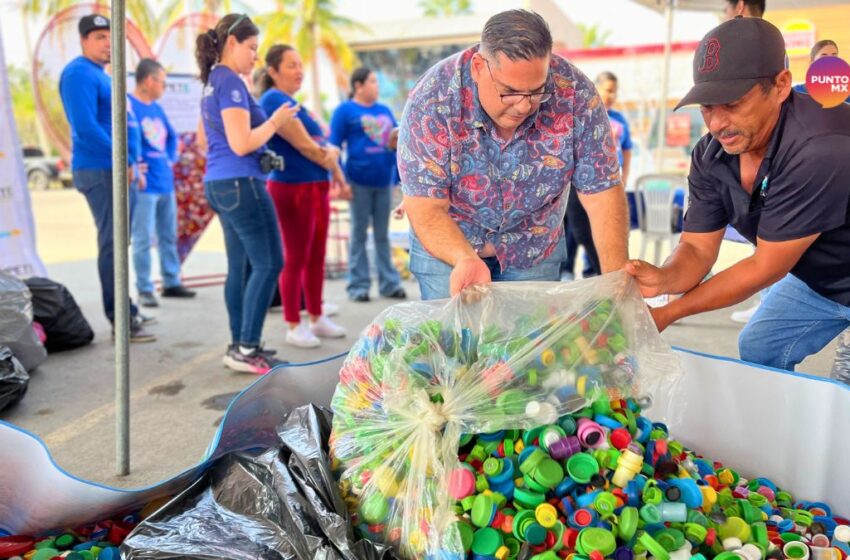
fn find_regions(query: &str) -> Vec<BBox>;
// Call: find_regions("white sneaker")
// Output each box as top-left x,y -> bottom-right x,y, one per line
286,322 -> 321,348
731,301 -> 761,324
300,302 -> 340,318
310,316 -> 347,338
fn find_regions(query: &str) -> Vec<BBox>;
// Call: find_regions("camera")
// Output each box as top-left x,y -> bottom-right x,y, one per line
260,149 -> 285,174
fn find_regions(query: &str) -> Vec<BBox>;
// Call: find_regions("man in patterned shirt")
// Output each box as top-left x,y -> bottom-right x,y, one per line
398,10 -> 629,300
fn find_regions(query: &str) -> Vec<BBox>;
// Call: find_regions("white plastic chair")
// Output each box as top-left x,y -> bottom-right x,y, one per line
634,174 -> 688,265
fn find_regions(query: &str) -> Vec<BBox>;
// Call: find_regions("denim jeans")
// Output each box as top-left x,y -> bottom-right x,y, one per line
410,233 -> 567,300
739,274 -> 850,371
205,177 -> 283,346
131,191 -> 182,294
347,184 -> 402,298
73,168 -> 138,323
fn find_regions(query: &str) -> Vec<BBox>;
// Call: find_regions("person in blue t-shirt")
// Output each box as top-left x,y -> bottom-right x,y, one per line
196,14 -> 299,374
562,71 -> 633,281
59,14 -> 156,342
330,67 -> 406,304
259,44 -> 350,350
129,58 -> 197,308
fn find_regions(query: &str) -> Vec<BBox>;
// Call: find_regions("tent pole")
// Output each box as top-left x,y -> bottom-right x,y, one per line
656,0 -> 675,171
111,0 -> 130,476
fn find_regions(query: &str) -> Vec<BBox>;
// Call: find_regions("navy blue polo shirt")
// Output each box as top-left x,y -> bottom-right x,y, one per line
685,91 -> 850,306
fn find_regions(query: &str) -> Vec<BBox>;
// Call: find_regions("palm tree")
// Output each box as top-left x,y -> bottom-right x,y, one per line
577,23 -> 612,48
418,0 -> 472,17
256,0 -> 365,115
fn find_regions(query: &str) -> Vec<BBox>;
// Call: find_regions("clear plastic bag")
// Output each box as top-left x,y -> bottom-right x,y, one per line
329,272 -> 681,558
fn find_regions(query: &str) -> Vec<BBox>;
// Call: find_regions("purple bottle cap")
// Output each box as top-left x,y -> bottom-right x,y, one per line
614,546 -> 634,560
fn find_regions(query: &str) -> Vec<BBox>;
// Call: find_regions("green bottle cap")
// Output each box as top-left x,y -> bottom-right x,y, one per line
55,534 -> 75,549
525,522 -> 548,546
471,493 -> 495,528
684,522 -> 708,544
566,453 -> 600,484
520,448 -> 547,475
453,521 -> 474,552
618,506 -> 639,541
32,550 -> 61,560
513,509 -> 537,541
533,458 -> 564,489
497,389 -> 528,415
360,493 -> 389,524
640,503 -> 662,525
471,527 -> 504,556
593,492 -> 618,518
654,528 -> 685,551
719,516 -> 751,542
578,527 -> 618,557
638,532 -> 671,560
514,487 -> 546,508
524,473 -> 551,494
483,457 -> 502,476
752,522 -> 769,547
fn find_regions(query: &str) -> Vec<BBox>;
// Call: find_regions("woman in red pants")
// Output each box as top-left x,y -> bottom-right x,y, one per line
259,44 -> 350,348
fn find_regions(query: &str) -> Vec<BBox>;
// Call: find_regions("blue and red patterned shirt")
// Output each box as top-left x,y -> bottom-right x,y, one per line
398,45 -> 621,271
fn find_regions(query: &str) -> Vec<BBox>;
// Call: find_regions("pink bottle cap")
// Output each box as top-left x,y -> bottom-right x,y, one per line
449,467 -> 476,500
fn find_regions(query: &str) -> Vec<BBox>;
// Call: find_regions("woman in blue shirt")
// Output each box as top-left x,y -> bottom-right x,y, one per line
259,44 -> 349,349
330,68 -> 406,303
195,13 -> 298,374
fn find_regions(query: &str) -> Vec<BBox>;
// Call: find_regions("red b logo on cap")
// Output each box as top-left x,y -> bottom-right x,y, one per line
699,38 -> 721,74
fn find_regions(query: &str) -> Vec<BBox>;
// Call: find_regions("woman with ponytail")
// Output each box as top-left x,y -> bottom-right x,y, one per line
195,14 -> 298,374
259,44 -> 350,349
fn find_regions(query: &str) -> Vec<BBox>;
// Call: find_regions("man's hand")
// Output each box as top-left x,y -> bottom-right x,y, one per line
624,259 -> 668,298
388,128 -> 399,151
449,256 -> 491,296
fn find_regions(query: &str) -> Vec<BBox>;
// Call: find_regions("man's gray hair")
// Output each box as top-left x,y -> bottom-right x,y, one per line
480,10 -> 552,63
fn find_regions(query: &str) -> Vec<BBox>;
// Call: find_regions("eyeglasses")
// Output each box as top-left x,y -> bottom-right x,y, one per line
482,57 -> 553,106
227,13 -> 249,35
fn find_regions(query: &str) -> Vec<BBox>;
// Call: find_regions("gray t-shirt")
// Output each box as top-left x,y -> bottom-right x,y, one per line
685,91 -> 850,306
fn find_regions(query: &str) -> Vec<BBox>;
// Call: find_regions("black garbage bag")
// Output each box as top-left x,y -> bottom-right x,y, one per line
121,405 -> 400,560
0,346 -> 29,412
24,277 -> 94,352
0,272 -> 47,370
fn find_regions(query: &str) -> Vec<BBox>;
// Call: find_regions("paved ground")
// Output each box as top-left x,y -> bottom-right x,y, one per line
0,189 -> 838,489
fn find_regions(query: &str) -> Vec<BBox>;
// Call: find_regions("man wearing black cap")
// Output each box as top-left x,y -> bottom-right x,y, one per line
60,14 -> 155,342
626,17 -> 850,374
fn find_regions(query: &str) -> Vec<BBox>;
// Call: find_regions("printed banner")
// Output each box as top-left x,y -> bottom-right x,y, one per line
0,26 -> 47,279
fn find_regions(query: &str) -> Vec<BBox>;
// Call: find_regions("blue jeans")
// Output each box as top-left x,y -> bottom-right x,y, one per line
739,274 -> 850,371
347,184 -> 402,298
131,191 -> 182,294
73,169 -> 139,323
410,233 -> 567,300
205,177 -> 283,346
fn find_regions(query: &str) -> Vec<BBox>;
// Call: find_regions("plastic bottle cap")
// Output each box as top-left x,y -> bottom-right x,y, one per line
638,532 -> 671,560
484,457 -> 502,476
566,453 -> 600,484
472,527 -> 504,556
526,522 -> 548,545
654,528 -> 686,552
578,527 -> 618,557
0,535 -> 36,557
783,542 -> 810,560
514,487 -> 546,508
594,492 -> 618,517
449,468 -> 476,500
534,458 -> 565,488
33,549 -> 62,560
536,503 -> 559,528
719,516 -> 752,542
618,507 -> 639,541
834,525 -> 850,542
472,494 -> 496,528
360,493 -> 389,525
520,448 -> 548,475
610,428 -> 632,450
454,521 -> 474,552
640,503 -> 662,525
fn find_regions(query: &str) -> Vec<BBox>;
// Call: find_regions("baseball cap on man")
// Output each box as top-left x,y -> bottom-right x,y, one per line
675,16 -> 786,110
79,14 -> 110,37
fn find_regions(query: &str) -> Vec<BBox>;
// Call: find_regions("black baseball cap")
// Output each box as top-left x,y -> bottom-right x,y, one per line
79,14 -> 110,37
675,16 -> 786,110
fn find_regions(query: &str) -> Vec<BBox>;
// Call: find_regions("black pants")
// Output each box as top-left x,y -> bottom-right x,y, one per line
562,186 -> 601,277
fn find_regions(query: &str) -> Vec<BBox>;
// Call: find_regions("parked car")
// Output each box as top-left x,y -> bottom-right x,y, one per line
22,146 -> 72,190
